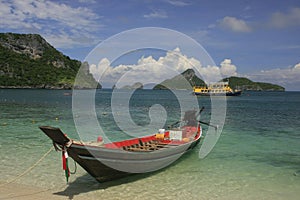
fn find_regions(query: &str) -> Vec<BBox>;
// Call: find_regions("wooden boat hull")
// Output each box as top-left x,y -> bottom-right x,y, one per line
68,139 -> 200,182
40,126 -> 201,182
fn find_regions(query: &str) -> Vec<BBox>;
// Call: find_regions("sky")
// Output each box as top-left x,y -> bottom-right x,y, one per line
0,0 -> 300,90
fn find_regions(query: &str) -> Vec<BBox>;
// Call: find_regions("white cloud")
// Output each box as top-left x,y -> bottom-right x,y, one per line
165,0 -> 191,6
273,45 -> 300,50
219,16 -> 252,32
246,63 -> 300,91
244,6 -> 251,11
90,49 -> 299,90
220,59 -> 237,77
144,9 -> 168,19
294,63 -> 300,69
89,48 -> 238,88
78,0 -> 97,3
43,31 -> 98,50
269,7 -> 300,28
0,0 -> 102,48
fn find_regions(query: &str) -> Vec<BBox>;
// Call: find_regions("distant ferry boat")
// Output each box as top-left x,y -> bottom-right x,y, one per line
193,81 -> 242,96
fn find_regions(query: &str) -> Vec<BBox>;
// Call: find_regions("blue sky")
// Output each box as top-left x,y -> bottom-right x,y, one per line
1,0 -> 300,90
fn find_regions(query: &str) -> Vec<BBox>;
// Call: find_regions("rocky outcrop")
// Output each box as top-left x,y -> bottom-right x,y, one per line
153,69 -> 205,90
0,33 -> 51,60
0,33 -> 100,89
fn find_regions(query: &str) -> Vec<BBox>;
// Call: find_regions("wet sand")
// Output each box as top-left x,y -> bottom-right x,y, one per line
0,182 -> 94,200
1,183 -> 64,200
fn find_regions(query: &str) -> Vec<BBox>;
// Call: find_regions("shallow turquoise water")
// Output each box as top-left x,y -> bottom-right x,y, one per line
0,89 -> 300,199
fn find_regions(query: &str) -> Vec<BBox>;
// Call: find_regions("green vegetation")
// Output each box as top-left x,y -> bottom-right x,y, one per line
153,69 -> 205,90
255,82 -> 285,91
0,33 -> 100,89
154,69 -> 285,91
223,77 -> 285,91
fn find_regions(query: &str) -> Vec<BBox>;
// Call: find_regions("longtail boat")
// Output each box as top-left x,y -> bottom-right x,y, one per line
40,110 -> 202,182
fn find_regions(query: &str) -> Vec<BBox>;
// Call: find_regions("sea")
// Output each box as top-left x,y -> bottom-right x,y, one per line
0,89 -> 300,200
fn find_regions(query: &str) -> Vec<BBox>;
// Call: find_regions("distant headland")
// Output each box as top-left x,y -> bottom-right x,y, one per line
153,69 -> 285,91
0,33 -> 100,89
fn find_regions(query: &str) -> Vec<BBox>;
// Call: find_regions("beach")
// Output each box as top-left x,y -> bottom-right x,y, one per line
1,182 -> 67,200
1,159 -> 300,200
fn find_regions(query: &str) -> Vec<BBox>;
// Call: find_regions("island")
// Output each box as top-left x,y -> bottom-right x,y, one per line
0,33 -> 100,89
153,69 -> 204,90
154,69 -> 285,91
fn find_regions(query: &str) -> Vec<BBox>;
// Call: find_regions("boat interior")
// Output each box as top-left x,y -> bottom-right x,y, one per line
93,126 -> 200,152
40,125 -> 200,153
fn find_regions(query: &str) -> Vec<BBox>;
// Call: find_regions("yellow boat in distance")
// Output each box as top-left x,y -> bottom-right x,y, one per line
193,81 -> 242,96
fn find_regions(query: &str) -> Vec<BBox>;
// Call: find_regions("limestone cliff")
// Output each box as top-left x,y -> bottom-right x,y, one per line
0,33 -> 100,89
